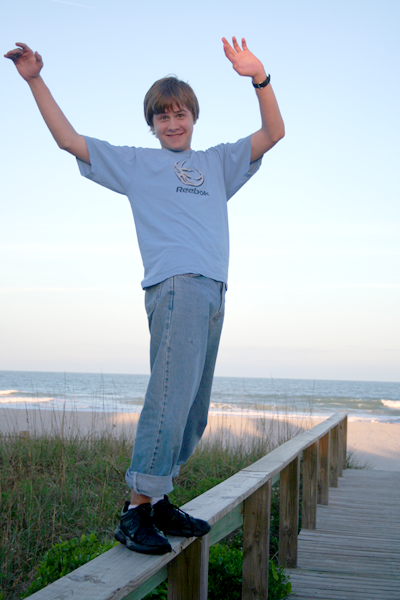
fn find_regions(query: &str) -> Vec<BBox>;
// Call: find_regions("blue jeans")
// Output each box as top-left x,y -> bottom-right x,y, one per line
125,275 -> 225,497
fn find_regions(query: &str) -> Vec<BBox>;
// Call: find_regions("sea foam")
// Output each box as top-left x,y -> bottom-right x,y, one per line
381,400 -> 400,410
0,397 -> 54,404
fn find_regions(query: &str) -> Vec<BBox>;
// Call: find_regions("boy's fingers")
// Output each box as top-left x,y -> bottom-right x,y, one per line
5,49 -> 23,56
222,38 -> 235,61
4,50 -> 23,62
242,38 -> 248,51
15,42 -> 30,50
232,36 -> 241,52
222,38 -> 233,51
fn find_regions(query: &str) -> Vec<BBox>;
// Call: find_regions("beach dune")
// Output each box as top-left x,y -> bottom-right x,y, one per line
1,407 -> 399,472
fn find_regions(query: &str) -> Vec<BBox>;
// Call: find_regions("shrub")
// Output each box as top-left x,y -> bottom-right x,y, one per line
145,543 -> 291,600
208,544 -> 243,599
22,534 -> 117,598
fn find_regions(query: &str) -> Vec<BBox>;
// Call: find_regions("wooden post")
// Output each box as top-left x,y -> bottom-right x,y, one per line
167,535 -> 209,600
242,480 -> 271,600
279,456 -> 299,568
318,432 -> 330,505
342,415 -> 348,470
330,425 -> 339,488
338,419 -> 344,477
302,441 -> 318,529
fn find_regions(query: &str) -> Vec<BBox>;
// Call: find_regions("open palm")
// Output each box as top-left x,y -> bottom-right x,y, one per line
222,37 -> 265,79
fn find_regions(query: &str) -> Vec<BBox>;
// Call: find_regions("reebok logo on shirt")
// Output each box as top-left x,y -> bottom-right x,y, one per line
174,161 -> 204,187
174,160 -> 209,195
176,187 -> 210,196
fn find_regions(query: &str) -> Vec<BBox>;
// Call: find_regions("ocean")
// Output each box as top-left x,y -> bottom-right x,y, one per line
0,370 -> 399,424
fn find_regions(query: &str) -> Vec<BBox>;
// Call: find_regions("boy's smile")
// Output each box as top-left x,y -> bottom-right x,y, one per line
153,105 -> 195,152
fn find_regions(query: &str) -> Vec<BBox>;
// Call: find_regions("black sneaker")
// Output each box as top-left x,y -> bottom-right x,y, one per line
152,495 -> 211,537
114,501 -> 172,555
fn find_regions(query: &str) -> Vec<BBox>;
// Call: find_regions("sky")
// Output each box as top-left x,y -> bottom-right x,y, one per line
1,0 -> 399,382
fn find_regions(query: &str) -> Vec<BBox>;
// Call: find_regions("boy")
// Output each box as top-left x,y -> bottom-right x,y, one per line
5,37 -> 284,555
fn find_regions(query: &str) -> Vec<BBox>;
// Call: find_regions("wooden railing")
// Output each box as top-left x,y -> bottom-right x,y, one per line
28,412 -> 347,600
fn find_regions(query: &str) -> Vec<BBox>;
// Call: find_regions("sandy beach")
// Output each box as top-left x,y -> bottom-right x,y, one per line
1,407 -> 399,472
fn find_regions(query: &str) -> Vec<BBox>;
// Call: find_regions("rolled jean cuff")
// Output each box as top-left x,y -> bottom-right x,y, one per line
125,468 -> 174,498
171,465 -> 180,478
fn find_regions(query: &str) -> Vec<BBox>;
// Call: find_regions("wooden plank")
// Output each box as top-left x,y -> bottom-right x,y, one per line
337,421 -> 343,478
167,535 -> 209,600
288,470 -> 400,600
124,567 -> 167,600
329,425 -> 339,488
318,432 -> 330,505
288,570 -> 400,599
178,469 -> 271,526
338,419 -> 344,477
242,481 -> 271,600
209,503 -> 243,545
245,414 -> 345,481
302,441 -> 318,529
26,543 -> 179,600
279,456 -> 299,568
342,415 -> 347,470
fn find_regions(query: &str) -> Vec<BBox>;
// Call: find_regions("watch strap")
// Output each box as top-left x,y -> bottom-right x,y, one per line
252,74 -> 271,89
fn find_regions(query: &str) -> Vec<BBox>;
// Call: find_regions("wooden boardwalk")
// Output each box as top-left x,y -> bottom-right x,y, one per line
288,469 -> 400,600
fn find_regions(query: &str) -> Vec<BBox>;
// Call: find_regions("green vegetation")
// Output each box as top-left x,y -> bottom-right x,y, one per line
0,411 -> 359,599
0,424 -> 131,599
144,543 -> 291,600
21,534 -> 117,598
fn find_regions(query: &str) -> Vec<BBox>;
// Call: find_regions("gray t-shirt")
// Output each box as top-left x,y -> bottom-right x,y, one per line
77,136 -> 261,288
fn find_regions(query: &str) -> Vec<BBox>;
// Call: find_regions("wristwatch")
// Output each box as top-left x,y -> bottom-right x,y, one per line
252,74 -> 271,89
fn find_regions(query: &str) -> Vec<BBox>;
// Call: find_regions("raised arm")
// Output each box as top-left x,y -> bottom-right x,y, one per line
4,43 -> 89,163
222,37 -> 285,162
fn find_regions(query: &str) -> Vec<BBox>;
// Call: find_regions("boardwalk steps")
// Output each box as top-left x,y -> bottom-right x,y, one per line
288,470 -> 400,600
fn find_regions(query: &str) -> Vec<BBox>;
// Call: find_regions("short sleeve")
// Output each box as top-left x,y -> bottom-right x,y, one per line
76,136 -> 136,195
209,136 -> 262,200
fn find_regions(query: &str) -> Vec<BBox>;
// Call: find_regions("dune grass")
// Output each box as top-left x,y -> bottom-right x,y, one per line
0,407 -> 354,599
0,412 -> 137,599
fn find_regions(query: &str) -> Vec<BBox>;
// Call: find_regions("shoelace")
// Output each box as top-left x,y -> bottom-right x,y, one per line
164,501 -> 194,535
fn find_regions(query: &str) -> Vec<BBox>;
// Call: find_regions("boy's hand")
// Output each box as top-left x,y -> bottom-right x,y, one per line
4,43 -> 43,81
222,37 -> 266,84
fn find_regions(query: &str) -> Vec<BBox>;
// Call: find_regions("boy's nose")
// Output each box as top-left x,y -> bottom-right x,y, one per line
167,118 -> 179,131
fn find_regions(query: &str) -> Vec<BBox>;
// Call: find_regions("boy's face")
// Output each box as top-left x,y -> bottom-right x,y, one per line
152,104 -> 195,152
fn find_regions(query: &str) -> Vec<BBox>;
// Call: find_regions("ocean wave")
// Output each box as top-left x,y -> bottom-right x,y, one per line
0,397 -> 54,404
381,400 -> 400,410
209,402 -> 237,411
0,390 -> 19,396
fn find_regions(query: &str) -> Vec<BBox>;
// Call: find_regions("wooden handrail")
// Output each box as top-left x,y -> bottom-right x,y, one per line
27,412 -> 348,600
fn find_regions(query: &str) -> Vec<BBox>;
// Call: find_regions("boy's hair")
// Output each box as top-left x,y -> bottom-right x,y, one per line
144,76 -> 199,130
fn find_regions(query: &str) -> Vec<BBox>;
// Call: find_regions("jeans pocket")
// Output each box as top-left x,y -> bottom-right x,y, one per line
210,283 -> 226,324
145,283 -> 162,320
